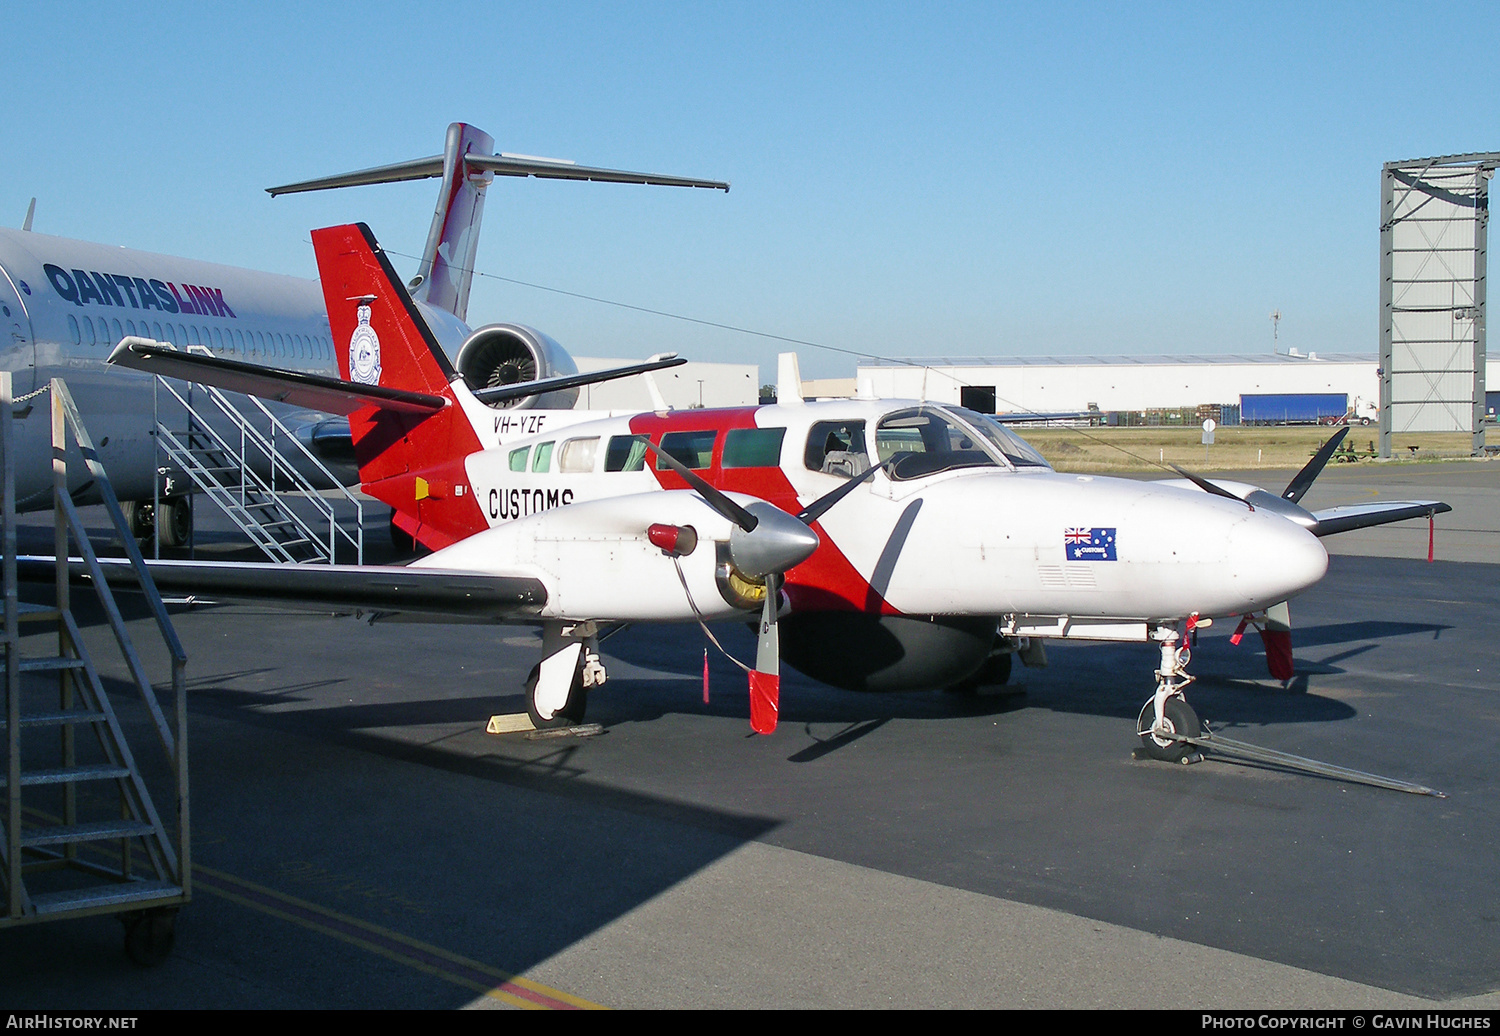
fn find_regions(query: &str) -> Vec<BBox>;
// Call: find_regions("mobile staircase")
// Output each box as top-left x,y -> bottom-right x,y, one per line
1,373 -> 189,965
150,356 -> 363,564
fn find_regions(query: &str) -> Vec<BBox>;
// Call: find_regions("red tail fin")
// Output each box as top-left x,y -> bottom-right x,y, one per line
312,223 -> 485,549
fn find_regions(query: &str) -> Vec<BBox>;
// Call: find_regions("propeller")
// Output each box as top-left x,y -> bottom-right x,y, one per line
1208,429 -> 1349,681
637,437 -> 887,732
1282,426 -> 1348,503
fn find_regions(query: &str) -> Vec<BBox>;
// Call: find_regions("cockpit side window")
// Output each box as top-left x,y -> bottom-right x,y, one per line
804,420 -> 869,478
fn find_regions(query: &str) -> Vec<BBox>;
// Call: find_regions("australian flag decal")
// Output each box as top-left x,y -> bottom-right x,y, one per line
1064,527 -> 1117,561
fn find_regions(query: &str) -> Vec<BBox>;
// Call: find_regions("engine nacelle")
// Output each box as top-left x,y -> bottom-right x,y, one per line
778,613 -> 996,692
454,323 -> 580,410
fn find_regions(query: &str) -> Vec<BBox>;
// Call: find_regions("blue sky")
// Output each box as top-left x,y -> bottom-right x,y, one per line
5,2 -> 1497,379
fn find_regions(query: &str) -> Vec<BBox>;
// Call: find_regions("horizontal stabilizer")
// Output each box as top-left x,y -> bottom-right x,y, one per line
107,338 -> 446,416
471,354 -> 687,406
1307,500 -> 1452,537
22,556 -> 547,619
267,153 -> 729,196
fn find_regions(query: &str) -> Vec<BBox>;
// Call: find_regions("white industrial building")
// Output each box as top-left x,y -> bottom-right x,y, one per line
847,352 -> 1500,419
573,357 -> 758,411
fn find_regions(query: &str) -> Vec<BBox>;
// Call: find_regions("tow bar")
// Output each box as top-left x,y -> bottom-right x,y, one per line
1160,725 -> 1445,798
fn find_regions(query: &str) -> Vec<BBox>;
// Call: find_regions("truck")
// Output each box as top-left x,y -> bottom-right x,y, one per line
1239,392 -> 1349,425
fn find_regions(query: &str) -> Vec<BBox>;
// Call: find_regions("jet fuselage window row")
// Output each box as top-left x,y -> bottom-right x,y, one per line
65,313 -> 333,365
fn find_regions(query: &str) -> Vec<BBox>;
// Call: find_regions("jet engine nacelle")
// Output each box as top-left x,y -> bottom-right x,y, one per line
455,323 -> 580,410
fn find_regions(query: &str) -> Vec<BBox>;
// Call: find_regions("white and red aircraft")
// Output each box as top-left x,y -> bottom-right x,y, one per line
104,222 -> 1453,757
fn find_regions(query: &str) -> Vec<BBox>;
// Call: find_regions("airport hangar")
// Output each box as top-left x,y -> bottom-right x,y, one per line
795,352 -> 1500,424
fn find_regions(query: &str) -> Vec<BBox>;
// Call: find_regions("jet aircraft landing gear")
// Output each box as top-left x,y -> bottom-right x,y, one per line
525,622 -> 607,729
121,498 -> 190,549
1136,626 -> 1202,763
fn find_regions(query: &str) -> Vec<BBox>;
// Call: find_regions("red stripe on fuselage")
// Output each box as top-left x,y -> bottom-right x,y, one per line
628,408 -> 897,615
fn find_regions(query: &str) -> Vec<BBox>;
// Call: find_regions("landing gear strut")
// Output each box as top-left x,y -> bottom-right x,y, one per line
525,622 -> 607,729
1136,626 -> 1201,763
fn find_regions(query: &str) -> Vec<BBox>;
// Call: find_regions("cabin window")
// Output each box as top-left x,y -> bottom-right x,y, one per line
212,328 -> 224,351
188,325 -> 200,347
67,315 -> 80,346
805,420 -> 869,477
125,320 -> 137,338
723,427 -> 785,468
508,447 -> 530,472
559,437 -> 599,473
604,435 -> 648,472
658,430 -> 716,470
152,322 -> 163,341
532,441 -> 554,472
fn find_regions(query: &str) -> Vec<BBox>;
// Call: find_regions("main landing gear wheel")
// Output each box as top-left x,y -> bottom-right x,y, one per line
158,498 -> 190,549
524,661 -> 588,730
1137,697 -> 1201,763
121,906 -> 177,967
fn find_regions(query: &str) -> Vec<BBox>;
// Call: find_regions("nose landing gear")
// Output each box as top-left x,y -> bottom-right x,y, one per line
1137,625 -> 1203,764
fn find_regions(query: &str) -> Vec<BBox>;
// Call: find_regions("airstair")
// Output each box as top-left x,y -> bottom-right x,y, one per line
1,374 -> 189,964
150,356 -> 363,564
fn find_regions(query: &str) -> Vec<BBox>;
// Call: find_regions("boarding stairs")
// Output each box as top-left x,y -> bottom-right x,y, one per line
1,374 -> 189,964
151,358 -> 363,564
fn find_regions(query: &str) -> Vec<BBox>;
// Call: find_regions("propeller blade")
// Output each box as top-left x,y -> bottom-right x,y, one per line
749,572 -> 781,734
636,436 -> 758,531
1170,465 -> 1253,510
1283,427 -> 1349,504
796,459 -> 891,525
1260,601 -> 1294,681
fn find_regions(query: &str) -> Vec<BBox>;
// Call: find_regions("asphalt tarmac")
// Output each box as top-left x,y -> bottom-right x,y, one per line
1,460 -> 1497,1009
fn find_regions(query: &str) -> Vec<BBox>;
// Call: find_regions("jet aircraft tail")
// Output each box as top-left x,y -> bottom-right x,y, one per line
312,222 -> 486,549
269,121 -> 729,323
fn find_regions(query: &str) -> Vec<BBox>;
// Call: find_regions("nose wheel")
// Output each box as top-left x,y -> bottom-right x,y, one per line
1136,696 -> 1201,762
1136,627 -> 1203,763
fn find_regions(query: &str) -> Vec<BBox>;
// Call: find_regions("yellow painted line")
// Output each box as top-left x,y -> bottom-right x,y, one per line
18,806 -> 599,1009
194,865 -> 604,1010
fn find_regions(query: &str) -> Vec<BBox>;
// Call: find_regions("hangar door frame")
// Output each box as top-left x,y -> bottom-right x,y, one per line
1379,152 -> 1495,456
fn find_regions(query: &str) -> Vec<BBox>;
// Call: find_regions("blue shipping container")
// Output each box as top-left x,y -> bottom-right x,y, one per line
1239,393 -> 1348,424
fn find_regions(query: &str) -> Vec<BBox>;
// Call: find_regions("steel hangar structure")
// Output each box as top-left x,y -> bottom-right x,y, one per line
1380,151 -> 1495,456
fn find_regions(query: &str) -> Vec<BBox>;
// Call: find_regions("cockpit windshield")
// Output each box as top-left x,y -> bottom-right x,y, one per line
945,407 -> 1052,469
872,406 -> 1052,480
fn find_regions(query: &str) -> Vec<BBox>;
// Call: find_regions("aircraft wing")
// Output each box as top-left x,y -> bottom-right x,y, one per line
992,411 -> 1091,424
24,557 -> 547,620
1306,500 -> 1452,537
